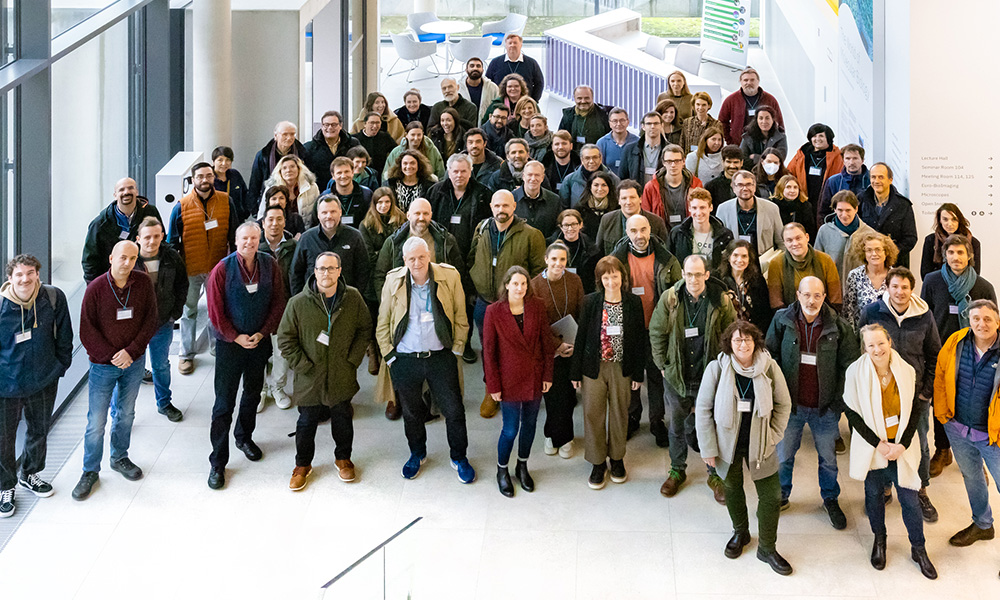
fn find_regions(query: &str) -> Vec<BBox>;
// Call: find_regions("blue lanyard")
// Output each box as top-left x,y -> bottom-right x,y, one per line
685,296 -> 705,329
736,376 -> 752,399
738,212 -> 756,235
106,272 -> 131,309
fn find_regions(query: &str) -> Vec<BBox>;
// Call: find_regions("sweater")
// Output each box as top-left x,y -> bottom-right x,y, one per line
80,271 -> 159,365
717,88 -> 784,145
206,252 -> 286,342
531,270 -> 586,347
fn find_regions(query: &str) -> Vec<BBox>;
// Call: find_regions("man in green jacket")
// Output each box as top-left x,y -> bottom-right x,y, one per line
277,252 -> 371,491
650,254 -> 737,503
259,204 -> 298,411
374,198 -> 466,297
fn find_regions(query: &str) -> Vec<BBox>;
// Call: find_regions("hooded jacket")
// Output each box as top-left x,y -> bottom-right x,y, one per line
304,128 -> 361,192
667,215 -> 735,270
859,292 -> 941,400
374,220 -> 466,297
81,198 -> 164,283
0,282 -> 73,397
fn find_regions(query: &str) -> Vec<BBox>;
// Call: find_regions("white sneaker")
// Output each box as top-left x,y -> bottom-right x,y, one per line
559,440 -> 574,459
273,387 -> 292,410
258,386 -> 269,413
544,437 -> 557,455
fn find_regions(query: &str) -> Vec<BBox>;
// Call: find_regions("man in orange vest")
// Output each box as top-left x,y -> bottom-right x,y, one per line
167,162 -> 238,375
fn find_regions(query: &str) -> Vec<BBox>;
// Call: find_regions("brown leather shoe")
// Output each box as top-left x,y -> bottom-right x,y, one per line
289,465 -> 311,491
480,393 -> 499,418
659,469 -> 686,497
707,474 -> 726,505
929,449 -> 952,478
335,459 -> 356,482
367,343 -> 380,376
385,401 -> 401,421
178,359 -> 194,375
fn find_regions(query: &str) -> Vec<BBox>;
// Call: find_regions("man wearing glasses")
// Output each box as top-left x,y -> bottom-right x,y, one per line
305,110 -> 360,192
650,254 -> 736,502
596,108 -> 638,178
766,223 -> 842,311
620,112 -> 668,185
716,170 -> 784,259
638,144 -> 702,228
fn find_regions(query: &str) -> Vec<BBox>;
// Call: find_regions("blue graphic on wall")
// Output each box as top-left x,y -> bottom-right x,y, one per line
841,0 -> 873,60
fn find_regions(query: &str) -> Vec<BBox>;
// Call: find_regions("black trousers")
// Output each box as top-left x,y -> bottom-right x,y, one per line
628,356 -> 665,424
296,403 -> 354,466
210,338 -> 271,469
543,356 -> 576,447
933,418 -> 951,451
390,351 -> 468,461
0,383 -> 57,490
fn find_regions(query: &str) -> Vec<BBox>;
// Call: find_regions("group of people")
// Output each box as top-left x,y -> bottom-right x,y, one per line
1,34 -> 998,583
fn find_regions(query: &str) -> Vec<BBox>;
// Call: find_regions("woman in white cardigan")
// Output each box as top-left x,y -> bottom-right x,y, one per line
257,155 -> 320,229
843,324 -> 937,580
696,320 -> 792,576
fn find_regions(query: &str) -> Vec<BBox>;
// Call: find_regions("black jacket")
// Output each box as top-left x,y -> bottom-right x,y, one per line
859,297 -> 941,400
920,233 -> 982,279
429,96 -> 479,131
304,128 -> 360,192
248,139 -> 309,205
619,136 -> 667,183
426,178 -> 493,257
513,186 -> 563,238
558,104 -> 612,149
667,215 -> 735,270
486,54 -> 544,101
547,231 -> 600,293
353,130 -> 397,174
374,221 -> 467,297
466,149 -> 503,183
721,272 -> 773,334
857,185 -> 917,268
570,291 -> 647,383
394,104 -> 431,129
82,198 -> 163,283
920,269 -> 997,341
214,169 -> 251,223
136,243 -> 188,326
542,151 -> 581,196
481,120 -> 515,157
290,224 -> 369,295
704,173 -> 735,208
484,162 -> 521,193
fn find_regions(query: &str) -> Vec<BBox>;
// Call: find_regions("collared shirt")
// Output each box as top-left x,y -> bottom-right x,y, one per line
396,276 -> 445,354
955,331 -> 999,433
642,142 -> 661,184
505,53 -> 524,63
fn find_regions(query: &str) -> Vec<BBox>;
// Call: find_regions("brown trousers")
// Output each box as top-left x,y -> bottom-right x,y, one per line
581,361 -> 632,464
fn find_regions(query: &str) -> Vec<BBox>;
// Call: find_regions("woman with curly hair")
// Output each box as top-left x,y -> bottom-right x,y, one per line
844,231 -> 899,329
257,155 -> 320,228
482,73 -> 529,125
384,150 -> 434,211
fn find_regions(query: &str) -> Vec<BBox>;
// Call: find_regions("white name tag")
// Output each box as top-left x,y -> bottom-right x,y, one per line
801,352 -> 817,365
450,215 -> 462,224
685,327 -> 699,338
606,325 -> 622,335
246,283 -> 258,294
669,214 -> 681,224
747,108 -> 756,117
644,167 -> 656,175
576,136 -> 586,143
420,312 -> 434,323
738,235 -> 752,243
949,305 -> 959,314
566,267 -> 577,273
492,257 -> 497,266
556,183 -> 563,192
885,415 -> 899,428
631,286 -> 645,296
204,219 -> 219,230
144,260 -> 159,273
341,244 -> 351,250
342,216 -> 354,225
317,331 -> 330,346
15,331 -> 31,344
737,399 -> 751,412
117,308 -> 133,320
119,230 -> 129,240
808,166 -> 822,176
615,160 -> 621,168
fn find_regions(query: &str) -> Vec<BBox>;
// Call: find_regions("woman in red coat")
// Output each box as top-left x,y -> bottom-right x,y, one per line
483,266 -> 555,498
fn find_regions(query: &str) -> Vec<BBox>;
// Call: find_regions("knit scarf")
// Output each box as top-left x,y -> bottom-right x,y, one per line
941,263 -> 977,328
525,131 -> 553,159
833,216 -> 860,235
714,351 -> 773,430
780,247 -> 823,306
931,229 -> 950,265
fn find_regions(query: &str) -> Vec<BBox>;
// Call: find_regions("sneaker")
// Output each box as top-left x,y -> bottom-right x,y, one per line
824,499 -> 847,530
707,473 -> 726,505
918,487 -> 939,523
659,469 -> 686,497
0,489 -> 13,518
258,385 -> 270,413
142,369 -> 153,384
835,436 -> 847,455
157,403 -> 183,422
72,471 -> 99,501
289,465 -> 311,491
401,454 -> 426,479
110,457 -> 143,481
544,437 -> 557,456
178,358 -> 194,375
558,440 -> 574,459
609,459 -> 627,483
18,473 -> 54,498
451,459 -> 476,484
588,462 -> 608,490
335,459 -> 356,482
273,387 -> 292,410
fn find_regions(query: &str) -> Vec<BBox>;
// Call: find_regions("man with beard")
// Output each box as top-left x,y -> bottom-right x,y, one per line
463,128 -> 502,182
430,77 -> 479,130
481,105 -> 515,157
717,67 -> 785,145
458,57 -> 500,124
374,198 -> 465,295
542,131 -> 580,195
484,138 -> 530,193
82,177 -> 163,283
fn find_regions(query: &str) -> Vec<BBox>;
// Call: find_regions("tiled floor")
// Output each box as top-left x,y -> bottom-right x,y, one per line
1,341 -> 999,599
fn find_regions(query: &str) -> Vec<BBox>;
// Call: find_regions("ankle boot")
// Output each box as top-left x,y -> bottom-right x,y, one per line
871,535 -> 887,570
514,460 -> 535,492
911,546 -> 937,580
497,466 -> 514,498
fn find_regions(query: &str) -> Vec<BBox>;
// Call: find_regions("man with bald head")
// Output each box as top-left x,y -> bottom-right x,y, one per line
82,177 -> 163,283
513,160 -> 561,237
429,77 -> 479,130
249,120 -> 308,203
74,240 -> 159,501
766,275 -> 859,530
374,198 -> 465,297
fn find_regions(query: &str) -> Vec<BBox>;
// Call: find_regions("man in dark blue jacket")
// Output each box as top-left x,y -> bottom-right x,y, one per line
0,255 -> 74,518
818,144 -> 869,224
81,177 -> 163,283
485,33 -> 544,101
857,163 -> 917,268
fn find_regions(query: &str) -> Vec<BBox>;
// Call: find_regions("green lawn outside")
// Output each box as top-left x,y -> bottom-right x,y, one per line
380,16 -> 760,39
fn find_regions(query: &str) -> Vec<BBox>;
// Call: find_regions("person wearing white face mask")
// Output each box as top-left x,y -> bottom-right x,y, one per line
751,148 -> 789,198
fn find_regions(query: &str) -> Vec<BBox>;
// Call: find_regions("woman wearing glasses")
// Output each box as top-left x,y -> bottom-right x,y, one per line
843,232 -> 898,330
547,209 -> 599,293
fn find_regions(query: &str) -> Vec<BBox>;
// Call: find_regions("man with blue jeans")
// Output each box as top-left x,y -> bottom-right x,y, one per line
934,299 -> 1000,571
766,276 -> 859,529
74,241 -> 159,500
135,216 -> 188,422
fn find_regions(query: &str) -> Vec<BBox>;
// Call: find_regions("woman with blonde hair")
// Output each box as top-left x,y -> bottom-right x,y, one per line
771,174 -> 816,241
685,127 -> 725,182
512,96 -> 540,138
350,91 -> 405,141
657,70 -> 693,120
258,155 -> 320,228
844,232 -> 899,329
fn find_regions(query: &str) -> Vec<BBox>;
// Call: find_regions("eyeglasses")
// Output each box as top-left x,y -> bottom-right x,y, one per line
732,338 -> 754,347
315,266 -> 341,273
560,222 -> 581,228
321,122 -> 341,129
865,248 -> 885,255
733,182 -> 755,188
663,159 -> 683,165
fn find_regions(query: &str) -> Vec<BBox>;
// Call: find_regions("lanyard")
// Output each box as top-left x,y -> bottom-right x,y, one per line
809,154 -> 824,169
554,161 -> 572,182
236,255 -> 258,285
452,188 -> 467,217
686,296 -> 705,329
106,272 -> 131,309
736,375 -> 752,400
738,211 -> 756,235
226,180 -> 231,195
545,273 -> 569,319
494,226 -> 508,255
341,192 -> 355,216
803,318 -> 820,351
745,94 -> 760,111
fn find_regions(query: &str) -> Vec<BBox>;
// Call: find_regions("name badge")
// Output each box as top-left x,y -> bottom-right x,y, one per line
492,257 -> 497,266
15,331 -> 31,344
644,167 -> 656,175
685,327 -> 699,338
631,286 -> 645,296
808,166 -> 822,176
342,216 -> 354,225
117,308 -> 133,320
420,312 -> 434,323
606,325 -> 622,335
204,219 -> 219,230
118,230 -> 129,240
615,160 -> 621,168
738,235 -> 752,243
450,215 -> 462,224
747,108 -> 756,117
576,136 -> 586,143
885,415 -> 899,428
246,283 -> 258,294
341,244 -> 351,250
949,305 -> 959,314
800,352 -> 817,365
556,183 -> 563,192
737,399 -> 751,412
669,214 -> 681,224
566,267 -> 577,274
317,331 -> 330,346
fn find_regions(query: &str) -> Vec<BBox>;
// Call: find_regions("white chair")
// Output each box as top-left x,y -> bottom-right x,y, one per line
673,43 -> 704,75
408,12 -> 445,43
387,33 -> 440,83
450,36 -> 495,65
481,13 -> 527,46
643,35 -> 669,60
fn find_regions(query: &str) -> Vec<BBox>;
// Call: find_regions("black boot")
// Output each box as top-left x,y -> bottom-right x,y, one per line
514,460 -> 535,492
497,466 -> 514,498
724,530 -> 751,559
911,546 -> 937,580
871,535 -> 886,570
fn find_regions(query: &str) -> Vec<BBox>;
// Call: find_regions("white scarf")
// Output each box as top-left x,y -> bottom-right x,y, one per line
714,350 -> 773,430
842,350 -> 922,490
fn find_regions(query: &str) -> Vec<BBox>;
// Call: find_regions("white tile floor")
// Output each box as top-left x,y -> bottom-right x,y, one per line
1,344 -> 999,599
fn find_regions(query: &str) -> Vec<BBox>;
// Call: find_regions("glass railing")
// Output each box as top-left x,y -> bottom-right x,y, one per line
319,516 -> 422,599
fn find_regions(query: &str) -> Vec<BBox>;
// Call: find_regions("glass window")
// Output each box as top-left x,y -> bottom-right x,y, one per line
1,0 -> 14,66
50,19 -> 129,317
51,1 -> 118,39
1,88 -> 13,268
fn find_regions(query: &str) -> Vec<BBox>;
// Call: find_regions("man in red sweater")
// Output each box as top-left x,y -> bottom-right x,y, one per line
717,68 -> 784,145
205,221 -> 286,490
73,241 -> 159,501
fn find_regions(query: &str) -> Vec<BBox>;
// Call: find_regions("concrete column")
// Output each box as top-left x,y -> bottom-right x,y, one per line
192,0 -> 232,154
414,0 -> 436,14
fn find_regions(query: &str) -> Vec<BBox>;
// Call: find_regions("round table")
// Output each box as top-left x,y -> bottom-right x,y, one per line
421,20 -> 475,75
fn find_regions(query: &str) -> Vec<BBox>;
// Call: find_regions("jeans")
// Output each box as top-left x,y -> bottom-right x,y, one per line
473,297 -> 490,342
180,273 -> 215,359
390,351 -> 468,461
498,399 -> 541,465
946,419 -> 1000,529
295,403 -> 353,466
628,356 -> 665,425
725,448 -> 781,553
209,338 -> 271,469
83,359 -> 145,473
0,383 -> 57,490
915,399 -> 931,487
264,333 -> 289,393
864,461 -> 925,547
777,406 -> 841,502
542,356 -> 576,448
147,321 -> 174,409
664,384 -> 715,475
